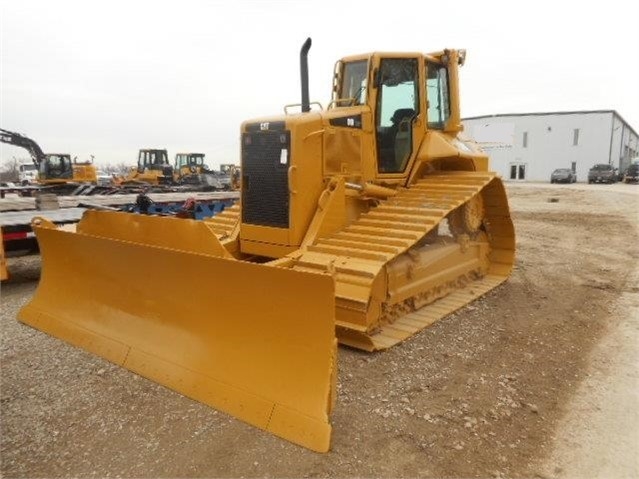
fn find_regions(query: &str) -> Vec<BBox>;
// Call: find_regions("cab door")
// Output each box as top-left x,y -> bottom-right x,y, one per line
374,57 -> 421,177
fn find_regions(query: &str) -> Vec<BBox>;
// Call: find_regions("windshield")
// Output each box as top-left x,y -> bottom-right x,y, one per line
47,155 -> 69,167
338,60 -> 368,106
140,150 -> 168,167
553,169 -> 571,173
43,154 -> 71,177
591,164 -> 612,171
19,164 -> 37,172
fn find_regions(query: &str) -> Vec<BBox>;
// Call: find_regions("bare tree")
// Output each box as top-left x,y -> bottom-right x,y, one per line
101,162 -> 132,175
0,157 -> 22,182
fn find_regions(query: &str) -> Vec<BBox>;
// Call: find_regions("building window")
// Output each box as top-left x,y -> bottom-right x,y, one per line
523,132 -> 528,148
509,163 -> 526,180
571,161 -> 576,173
573,128 -> 580,146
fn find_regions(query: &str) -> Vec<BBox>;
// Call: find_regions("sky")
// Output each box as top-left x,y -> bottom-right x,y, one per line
1,0 -> 638,169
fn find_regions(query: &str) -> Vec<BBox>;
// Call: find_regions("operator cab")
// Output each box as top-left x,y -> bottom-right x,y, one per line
138,149 -> 172,176
175,153 -> 206,172
41,154 -> 73,180
220,164 -> 234,175
332,51 -> 458,179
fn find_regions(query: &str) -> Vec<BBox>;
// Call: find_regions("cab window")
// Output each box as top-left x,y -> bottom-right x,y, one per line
338,60 -> 368,106
426,63 -> 450,129
375,58 -> 418,173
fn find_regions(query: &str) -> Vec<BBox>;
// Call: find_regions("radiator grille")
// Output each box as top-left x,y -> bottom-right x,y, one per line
241,130 -> 290,228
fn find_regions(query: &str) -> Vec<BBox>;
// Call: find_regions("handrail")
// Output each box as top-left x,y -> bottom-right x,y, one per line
283,102 -> 324,114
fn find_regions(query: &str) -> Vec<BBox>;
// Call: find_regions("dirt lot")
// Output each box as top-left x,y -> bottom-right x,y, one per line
1,183 -> 638,478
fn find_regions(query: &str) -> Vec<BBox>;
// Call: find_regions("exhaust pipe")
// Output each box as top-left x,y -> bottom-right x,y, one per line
300,38 -> 312,113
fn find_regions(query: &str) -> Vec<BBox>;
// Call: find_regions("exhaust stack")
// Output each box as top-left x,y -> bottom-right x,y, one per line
300,38 -> 312,113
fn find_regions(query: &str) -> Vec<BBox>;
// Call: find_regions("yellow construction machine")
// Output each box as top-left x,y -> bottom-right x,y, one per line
174,152 -> 208,180
174,153 -> 231,189
19,39 -> 514,452
0,129 -> 98,186
116,149 -> 174,185
220,163 -> 241,190
0,229 -> 8,281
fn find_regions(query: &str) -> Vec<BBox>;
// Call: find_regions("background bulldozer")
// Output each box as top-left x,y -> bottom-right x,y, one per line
115,149 -> 175,186
19,39 -> 514,452
174,153 -> 237,190
174,152 -> 209,184
219,163 -> 241,190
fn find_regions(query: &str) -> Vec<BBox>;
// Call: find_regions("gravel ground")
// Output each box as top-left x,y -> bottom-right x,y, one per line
1,183 -> 638,478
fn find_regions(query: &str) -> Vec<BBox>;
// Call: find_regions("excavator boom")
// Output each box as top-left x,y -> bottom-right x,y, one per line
0,128 -> 45,168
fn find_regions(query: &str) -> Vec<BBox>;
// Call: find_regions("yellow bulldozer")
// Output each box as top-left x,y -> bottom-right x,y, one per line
115,149 -> 174,186
174,153 -> 234,190
220,163 -> 241,190
19,39 -> 514,452
174,152 -> 208,180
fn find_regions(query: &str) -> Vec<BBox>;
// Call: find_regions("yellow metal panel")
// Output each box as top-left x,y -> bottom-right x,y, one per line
18,225 -> 337,452
289,118 -> 325,246
75,211 -> 233,258
324,128 -> 362,175
240,239 -> 298,258
0,227 -> 8,281
301,178 -> 347,246
72,164 -> 98,183
241,223 -> 289,246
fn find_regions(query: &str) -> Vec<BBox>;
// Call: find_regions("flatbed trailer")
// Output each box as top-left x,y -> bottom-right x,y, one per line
0,191 -> 239,212
0,191 -> 239,280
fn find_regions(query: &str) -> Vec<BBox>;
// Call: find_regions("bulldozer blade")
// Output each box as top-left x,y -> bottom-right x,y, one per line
18,221 -> 337,452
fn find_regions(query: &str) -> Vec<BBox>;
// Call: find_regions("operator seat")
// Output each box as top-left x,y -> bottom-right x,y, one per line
390,108 -> 416,127
391,108 -> 415,172
378,108 -> 416,173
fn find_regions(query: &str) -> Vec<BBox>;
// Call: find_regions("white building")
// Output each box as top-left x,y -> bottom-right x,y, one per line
463,110 -> 638,182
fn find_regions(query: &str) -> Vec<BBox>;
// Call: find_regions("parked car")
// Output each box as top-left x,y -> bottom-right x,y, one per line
587,164 -> 616,184
623,164 -> 639,183
95,170 -> 114,187
550,168 -> 577,183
